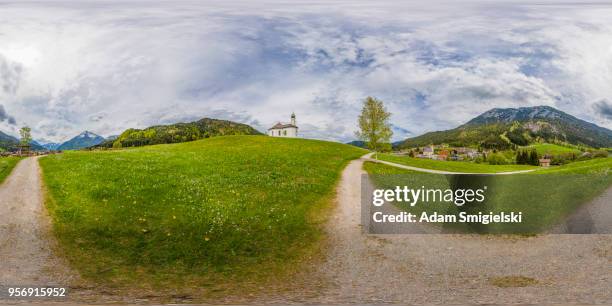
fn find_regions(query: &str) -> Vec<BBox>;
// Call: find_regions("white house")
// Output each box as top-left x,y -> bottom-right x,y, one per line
423,145 -> 435,158
268,113 -> 298,137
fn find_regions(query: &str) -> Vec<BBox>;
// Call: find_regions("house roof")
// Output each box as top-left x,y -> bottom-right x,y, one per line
268,122 -> 298,130
423,147 -> 434,152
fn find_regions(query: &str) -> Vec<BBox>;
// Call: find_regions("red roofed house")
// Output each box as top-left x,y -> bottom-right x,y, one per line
539,158 -> 551,167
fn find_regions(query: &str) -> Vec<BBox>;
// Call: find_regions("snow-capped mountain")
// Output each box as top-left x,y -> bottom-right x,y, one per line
39,142 -> 62,151
57,131 -> 106,150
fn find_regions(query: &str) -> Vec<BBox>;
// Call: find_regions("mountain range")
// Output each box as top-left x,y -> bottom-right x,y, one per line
1,118 -> 262,152
56,131 -> 106,151
3,106 -> 610,152
0,131 -> 45,151
395,105 -> 612,149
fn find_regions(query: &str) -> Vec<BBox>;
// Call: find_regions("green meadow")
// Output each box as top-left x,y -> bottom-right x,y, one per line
0,157 -> 22,184
378,153 -> 538,173
40,136 -> 366,289
521,143 -> 582,155
535,157 -> 612,174
364,158 -> 611,234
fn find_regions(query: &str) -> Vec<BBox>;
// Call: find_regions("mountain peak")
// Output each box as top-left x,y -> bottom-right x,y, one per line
78,131 -> 101,138
58,131 -> 105,150
397,105 -> 612,149
467,105 -> 570,126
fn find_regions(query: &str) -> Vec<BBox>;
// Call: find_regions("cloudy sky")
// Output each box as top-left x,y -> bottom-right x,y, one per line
1,1 -> 612,143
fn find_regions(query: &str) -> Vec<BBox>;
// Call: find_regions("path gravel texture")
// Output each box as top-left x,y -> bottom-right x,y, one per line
0,157 -> 76,287
0,155 -> 609,305
367,155 -> 538,175
299,155 -> 611,304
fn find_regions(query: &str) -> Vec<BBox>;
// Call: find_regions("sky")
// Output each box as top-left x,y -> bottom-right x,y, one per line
1,1 -> 612,143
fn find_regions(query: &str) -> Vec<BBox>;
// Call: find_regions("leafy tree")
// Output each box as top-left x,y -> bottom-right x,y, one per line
356,97 -> 393,157
19,127 -> 32,145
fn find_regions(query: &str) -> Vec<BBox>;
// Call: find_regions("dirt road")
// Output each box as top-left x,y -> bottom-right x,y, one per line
366,155 -> 538,175
0,157 -> 76,288
303,154 -> 611,304
0,156 -> 609,305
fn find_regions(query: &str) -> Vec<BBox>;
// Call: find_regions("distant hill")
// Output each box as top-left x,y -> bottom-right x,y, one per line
0,131 -> 45,151
98,117 -> 262,148
396,106 -> 612,150
58,131 -> 106,151
0,131 -> 18,151
346,140 -> 367,148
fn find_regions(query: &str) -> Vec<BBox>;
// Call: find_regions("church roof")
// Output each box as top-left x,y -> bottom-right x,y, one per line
268,122 -> 298,130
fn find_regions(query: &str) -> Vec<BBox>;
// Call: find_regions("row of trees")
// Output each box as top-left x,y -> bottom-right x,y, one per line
515,149 -> 540,165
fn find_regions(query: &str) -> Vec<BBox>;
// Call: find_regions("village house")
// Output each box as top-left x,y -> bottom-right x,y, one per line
268,113 -> 298,138
539,158 -> 551,167
423,145 -> 434,158
438,149 -> 449,161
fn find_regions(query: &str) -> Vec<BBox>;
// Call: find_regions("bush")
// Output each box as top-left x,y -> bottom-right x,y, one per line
488,152 -> 509,165
550,152 -> 578,165
592,150 -> 609,158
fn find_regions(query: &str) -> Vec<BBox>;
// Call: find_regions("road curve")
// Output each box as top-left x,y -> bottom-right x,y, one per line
365,153 -> 538,175
296,153 -> 612,304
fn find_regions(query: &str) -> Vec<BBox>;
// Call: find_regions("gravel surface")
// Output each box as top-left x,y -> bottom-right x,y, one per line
0,157 -> 76,287
297,155 -> 611,304
0,156 -> 609,305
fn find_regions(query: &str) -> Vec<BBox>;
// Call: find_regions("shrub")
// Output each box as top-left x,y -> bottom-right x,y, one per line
488,153 -> 509,165
592,150 -> 609,158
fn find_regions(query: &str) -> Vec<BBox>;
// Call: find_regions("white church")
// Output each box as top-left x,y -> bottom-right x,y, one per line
268,113 -> 298,137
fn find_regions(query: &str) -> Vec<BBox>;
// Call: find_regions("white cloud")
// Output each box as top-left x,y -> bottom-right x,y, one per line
0,1 -> 611,143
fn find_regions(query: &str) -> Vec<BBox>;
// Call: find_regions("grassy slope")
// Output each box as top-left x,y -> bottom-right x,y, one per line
0,157 -> 22,184
364,158 -> 611,233
520,143 -> 582,155
378,153 -> 538,173
534,157 -> 612,174
40,136 -> 366,290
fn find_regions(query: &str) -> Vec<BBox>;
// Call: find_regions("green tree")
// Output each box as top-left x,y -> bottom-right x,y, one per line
529,149 -> 539,165
356,97 -> 393,158
516,150 -> 529,165
19,126 -> 32,145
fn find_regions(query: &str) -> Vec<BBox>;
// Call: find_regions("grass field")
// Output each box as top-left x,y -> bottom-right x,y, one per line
364,158 -> 611,234
520,143 -> 582,155
378,153 -> 538,173
535,157 -> 612,174
0,157 -> 22,184
40,136 -> 366,291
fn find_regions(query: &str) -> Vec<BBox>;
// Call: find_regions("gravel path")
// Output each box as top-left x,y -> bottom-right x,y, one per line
0,155 -> 609,305
549,186 -> 612,234
300,154 -> 611,304
0,157 -> 79,297
367,155 -> 538,175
